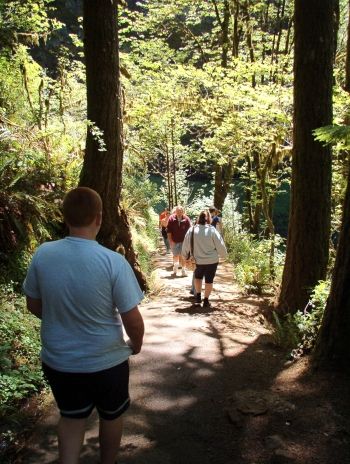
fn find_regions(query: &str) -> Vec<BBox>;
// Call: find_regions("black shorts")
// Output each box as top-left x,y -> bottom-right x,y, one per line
42,360 -> 130,420
194,262 -> 218,284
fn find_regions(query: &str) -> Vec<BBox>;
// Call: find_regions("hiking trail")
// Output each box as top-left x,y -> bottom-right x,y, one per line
15,240 -> 350,464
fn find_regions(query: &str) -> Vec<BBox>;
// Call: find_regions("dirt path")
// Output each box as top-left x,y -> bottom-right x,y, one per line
15,244 -> 350,464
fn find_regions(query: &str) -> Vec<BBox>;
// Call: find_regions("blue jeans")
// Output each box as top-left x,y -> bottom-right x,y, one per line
163,236 -> 170,252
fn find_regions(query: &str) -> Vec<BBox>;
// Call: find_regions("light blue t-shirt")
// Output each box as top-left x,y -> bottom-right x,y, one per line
23,237 -> 144,373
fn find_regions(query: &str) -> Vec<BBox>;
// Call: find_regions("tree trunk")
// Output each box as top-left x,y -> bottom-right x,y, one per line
213,161 -> 234,211
211,0 -> 230,66
276,0 -> 336,314
221,0 -> 230,67
242,1 -> 256,88
165,143 -> 173,210
255,146 -> 276,277
170,122 -> 178,205
211,0 -> 235,209
244,155 -> 255,233
80,0 -> 146,290
231,0 -> 240,58
313,168 -> 350,369
345,0 -> 350,92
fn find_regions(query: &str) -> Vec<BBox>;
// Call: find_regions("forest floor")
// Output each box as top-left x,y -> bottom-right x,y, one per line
13,239 -> 350,464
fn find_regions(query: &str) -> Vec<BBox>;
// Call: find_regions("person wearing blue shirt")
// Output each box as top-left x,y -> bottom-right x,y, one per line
209,206 -> 222,234
23,187 -> 144,464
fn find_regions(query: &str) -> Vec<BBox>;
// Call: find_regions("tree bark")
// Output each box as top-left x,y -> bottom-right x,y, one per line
165,143 -> 173,210
241,1 -> 256,88
313,168 -> 350,369
345,0 -> 350,92
276,0 -> 336,313
231,0 -> 240,58
80,0 -> 146,290
170,121 -> 178,205
213,161 -> 234,211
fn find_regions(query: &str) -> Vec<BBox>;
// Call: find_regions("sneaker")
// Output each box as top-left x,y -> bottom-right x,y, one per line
172,264 -> 178,276
202,298 -> 211,308
195,293 -> 202,305
181,268 -> 187,277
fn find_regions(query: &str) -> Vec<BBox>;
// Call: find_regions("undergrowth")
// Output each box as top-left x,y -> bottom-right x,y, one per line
272,280 -> 330,358
0,282 -> 47,459
224,229 -> 284,294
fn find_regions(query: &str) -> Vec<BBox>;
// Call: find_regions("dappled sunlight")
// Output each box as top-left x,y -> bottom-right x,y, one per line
17,246 -> 350,464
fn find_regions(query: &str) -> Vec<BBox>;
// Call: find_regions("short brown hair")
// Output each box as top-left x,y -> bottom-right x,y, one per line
197,210 -> 211,225
63,187 -> 102,227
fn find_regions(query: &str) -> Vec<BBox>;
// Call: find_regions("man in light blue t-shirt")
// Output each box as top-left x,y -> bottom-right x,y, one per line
23,187 -> 144,464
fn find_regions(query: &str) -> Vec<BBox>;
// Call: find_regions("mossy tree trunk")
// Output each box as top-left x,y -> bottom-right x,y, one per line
276,0 -> 336,314
345,0 -> 350,92
80,0 -> 146,290
213,161 -> 234,211
313,168 -> 350,369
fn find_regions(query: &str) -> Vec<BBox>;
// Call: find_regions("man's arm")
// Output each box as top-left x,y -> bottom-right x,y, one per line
167,231 -> 174,246
167,220 -> 174,246
120,306 -> 144,354
26,296 -> 42,319
181,229 -> 191,259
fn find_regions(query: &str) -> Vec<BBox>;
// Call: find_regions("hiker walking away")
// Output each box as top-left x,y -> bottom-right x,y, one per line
167,205 -> 191,276
160,208 -> 171,253
23,187 -> 145,464
182,209 -> 228,308
209,206 -> 223,234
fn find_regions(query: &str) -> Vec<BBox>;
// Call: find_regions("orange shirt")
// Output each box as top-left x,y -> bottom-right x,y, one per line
159,210 -> 168,222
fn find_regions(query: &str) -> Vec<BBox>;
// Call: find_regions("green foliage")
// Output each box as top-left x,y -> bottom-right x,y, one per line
313,87 -> 350,256
0,139 -> 65,284
0,43 -> 86,286
184,187 -> 213,220
130,209 -> 158,282
224,226 -> 285,294
0,283 -> 45,418
0,52 -> 29,119
0,0 -> 57,50
121,1 -> 293,228
272,280 -> 331,356
0,152 -> 63,248
121,171 -> 160,281
314,124 -> 350,150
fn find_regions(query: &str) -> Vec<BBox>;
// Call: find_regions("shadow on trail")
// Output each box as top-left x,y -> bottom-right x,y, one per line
175,303 -> 213,315
15,241 -> 350,464
118,317 -> 350,464
15,308 -> 350,464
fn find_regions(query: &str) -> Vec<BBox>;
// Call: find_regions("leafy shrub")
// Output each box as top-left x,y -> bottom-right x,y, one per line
0,283 -> 45,419
224,228 -> 285,294
121,173 -> 160,282
272,280 -> 330,357
131,208 -> 158,281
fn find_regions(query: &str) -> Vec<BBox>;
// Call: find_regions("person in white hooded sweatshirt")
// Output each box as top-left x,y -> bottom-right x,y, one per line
182,210 -> 228,308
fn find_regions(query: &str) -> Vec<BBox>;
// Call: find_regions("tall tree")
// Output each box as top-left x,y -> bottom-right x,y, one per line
80,0 -> 146,290
345,0 -> 350,92
313,167 -> 350,369
276,0 -> 337,313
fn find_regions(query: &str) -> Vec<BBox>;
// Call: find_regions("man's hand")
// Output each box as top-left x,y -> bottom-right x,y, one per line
121,306 -> 144,355
168,235 -> 174,248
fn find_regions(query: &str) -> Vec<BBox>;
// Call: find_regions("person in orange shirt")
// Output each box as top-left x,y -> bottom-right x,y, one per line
159,207 -> 169,228
160,209 -> 171,253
